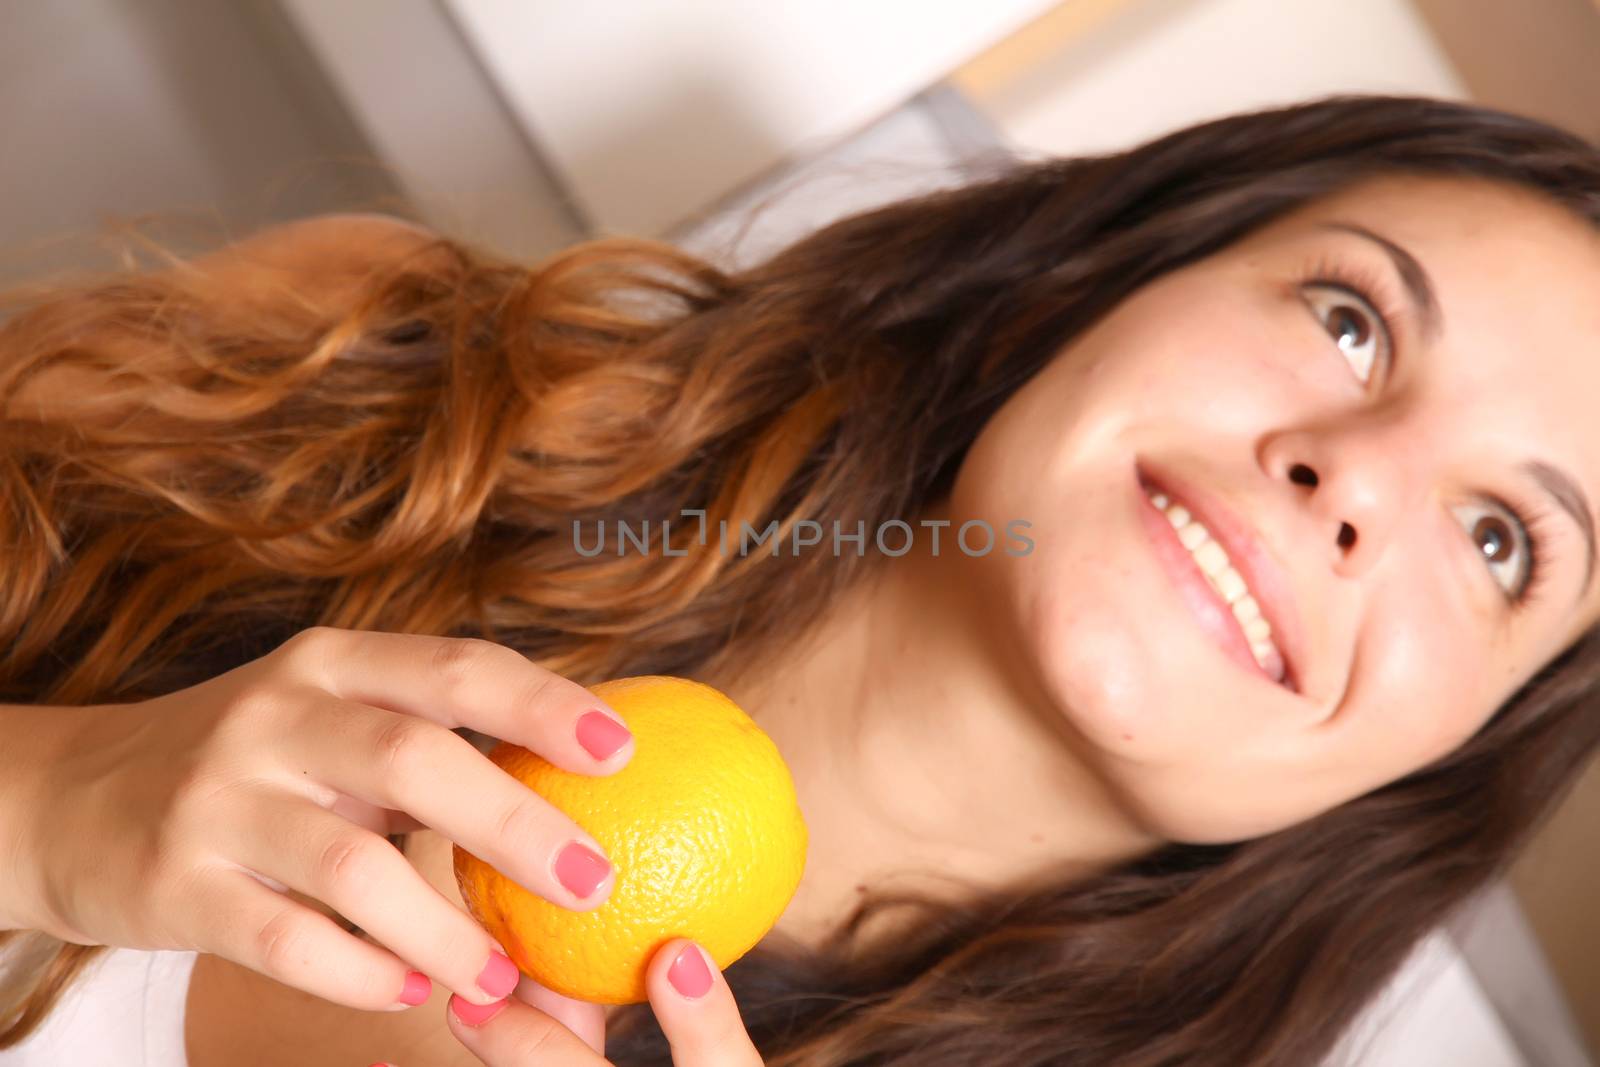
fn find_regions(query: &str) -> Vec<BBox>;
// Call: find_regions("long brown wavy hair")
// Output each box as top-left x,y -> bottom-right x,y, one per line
2,93 -> 1599,1066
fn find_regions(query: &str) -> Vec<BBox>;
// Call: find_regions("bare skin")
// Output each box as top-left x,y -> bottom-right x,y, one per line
185,175 -> 1600,1063
184,834 -> 590,1067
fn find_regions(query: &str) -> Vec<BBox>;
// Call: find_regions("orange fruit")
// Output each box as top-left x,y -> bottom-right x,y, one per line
452,675 -> 809,1004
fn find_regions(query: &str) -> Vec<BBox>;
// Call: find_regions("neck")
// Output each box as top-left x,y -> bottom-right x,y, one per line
701,499 -> 1161,955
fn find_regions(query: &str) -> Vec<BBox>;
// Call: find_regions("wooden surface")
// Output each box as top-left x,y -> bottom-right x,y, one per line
1410,0 -> 1600,145
949,0 -> 1144,101
1510,757 -> 1600,1059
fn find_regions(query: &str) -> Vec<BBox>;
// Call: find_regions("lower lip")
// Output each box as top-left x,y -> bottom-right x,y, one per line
1133,470 -> 1284,689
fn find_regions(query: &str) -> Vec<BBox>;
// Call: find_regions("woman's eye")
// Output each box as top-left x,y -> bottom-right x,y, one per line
1303,283 -> 1386,385
1449,500 -> 1531,597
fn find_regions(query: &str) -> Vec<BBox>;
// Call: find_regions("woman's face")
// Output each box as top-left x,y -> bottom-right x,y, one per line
949,173 -> 1600,843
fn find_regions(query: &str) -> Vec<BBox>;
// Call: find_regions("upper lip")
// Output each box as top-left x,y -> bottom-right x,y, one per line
1137,460 -> 1306,694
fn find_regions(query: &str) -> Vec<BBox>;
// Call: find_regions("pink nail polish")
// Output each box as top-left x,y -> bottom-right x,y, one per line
668,944 -> 713,999
449,993 -> 509,1027
396,969 -> 431,1006
477,950 -> 518,999
576,710 -> 632,761
555,841 -> 611,899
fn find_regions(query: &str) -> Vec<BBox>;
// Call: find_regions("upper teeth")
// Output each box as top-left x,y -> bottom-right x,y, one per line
1146,487 -> 1285,681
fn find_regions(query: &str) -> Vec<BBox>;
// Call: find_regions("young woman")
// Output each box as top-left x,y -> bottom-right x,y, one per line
1,93 -> 1598,1067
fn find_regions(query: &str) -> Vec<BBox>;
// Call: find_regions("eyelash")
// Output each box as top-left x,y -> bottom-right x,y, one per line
1291,252 -> 1554,611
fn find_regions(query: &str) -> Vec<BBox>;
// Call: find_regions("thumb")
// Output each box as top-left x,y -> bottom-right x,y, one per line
645,939 -> 763,1066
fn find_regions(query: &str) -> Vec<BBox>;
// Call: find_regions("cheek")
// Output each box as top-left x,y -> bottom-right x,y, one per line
946,425 -> 1178,756
1343,604 -> 1503,777
1302,563 -> 1507,808
957,268 -> 1310,502
1095,274 -> 1344,423
984,485 -> 1233,770
1025,549 -> 1151,743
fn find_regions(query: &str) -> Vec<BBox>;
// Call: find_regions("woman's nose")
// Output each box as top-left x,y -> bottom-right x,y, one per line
1265,430 -> 1415,577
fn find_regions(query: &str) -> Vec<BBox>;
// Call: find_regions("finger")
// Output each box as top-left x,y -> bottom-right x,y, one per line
647,939 -> 762,1066
283,695 -> 619,912
513,972 -> 606,1057
445,991 -> 606,1067
275,627 -> 636,775
191,866 -> 438,1013
227,789 -> 520,1007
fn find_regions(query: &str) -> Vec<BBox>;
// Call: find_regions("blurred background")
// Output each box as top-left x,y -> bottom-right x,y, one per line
2,1 -> 1597,1063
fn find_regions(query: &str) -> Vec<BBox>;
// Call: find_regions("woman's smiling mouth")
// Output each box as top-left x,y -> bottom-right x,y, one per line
1134,462 -> 1302,693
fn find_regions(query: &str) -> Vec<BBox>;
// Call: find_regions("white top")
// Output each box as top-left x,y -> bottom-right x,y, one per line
1323,927 -> 1526,1066
0,947 -> 196,1066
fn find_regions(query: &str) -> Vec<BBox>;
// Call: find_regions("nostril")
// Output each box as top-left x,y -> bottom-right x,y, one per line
1289,463 -> 1319,488
1337,522 -> 1357,550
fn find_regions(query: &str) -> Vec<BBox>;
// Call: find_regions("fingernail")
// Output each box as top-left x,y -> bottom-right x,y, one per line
477,950 -> 518,999
449,993 -> 509,1027
576,709 -> 632,761
555,841 -> 611,899
395,969 -> 431,1006
668,943 -> 713,999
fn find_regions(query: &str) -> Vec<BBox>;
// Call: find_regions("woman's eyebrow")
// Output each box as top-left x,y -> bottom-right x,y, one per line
1524,459 -> 1597,601
1315,221 -> 1445,347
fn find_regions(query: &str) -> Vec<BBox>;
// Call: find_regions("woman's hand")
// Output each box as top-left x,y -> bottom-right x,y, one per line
13,626 -> 637,1013
389,938 -> 762,1067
